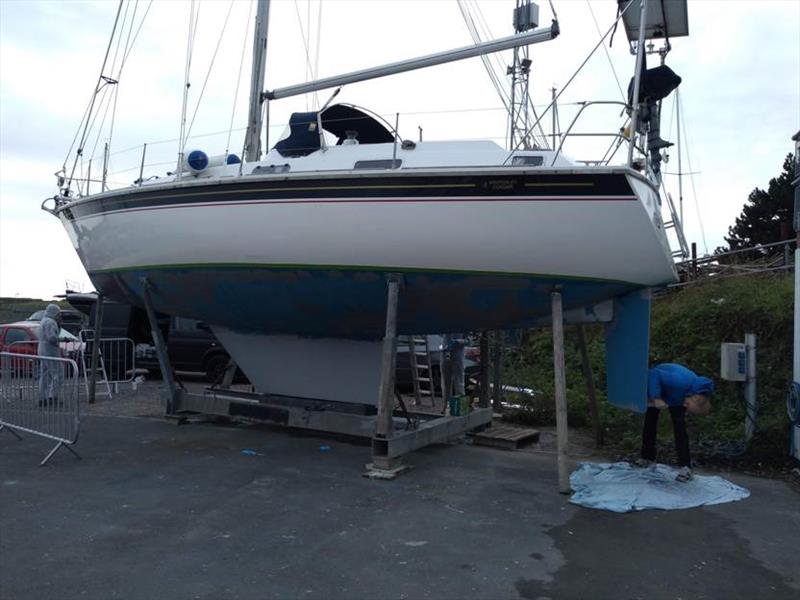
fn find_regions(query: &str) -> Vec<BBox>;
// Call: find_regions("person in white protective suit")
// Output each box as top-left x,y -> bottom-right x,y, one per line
38,304 -> 63,407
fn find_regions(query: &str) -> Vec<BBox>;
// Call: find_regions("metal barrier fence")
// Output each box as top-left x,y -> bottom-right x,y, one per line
79,330 -> 136,384
0,352 -> 81,465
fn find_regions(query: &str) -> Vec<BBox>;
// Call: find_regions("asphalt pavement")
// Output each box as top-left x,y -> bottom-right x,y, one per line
1,415 -> 798,600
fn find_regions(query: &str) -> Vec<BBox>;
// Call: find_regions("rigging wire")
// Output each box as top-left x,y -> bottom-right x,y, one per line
178,0 -> 199,167
104,0 -> 130,86
64,0 -> 125,190
106,0 -> 140,161
87,0 -> 138,169
293,0 -> 319,111
456,0 -> 510,111
73,0 -> 153,185
313,0 -> 323,111
586,0 -> 625,102
84,0 -> 150,171
185,0 -> 236,143
514,0 -> 634,158
471,1 -> 510,94
471,0 -> 552,149
120,0 -> 154,66
678,92 -> 709,254
226,0 -> 255,154
475,0 -> 515,105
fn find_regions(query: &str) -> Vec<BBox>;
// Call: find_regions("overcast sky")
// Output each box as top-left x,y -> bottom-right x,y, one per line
1,0 -> 798,299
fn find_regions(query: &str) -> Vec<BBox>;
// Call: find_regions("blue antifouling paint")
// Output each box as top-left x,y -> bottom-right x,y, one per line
187,149 -> 209,171
226,153 -> 241,165
605,288 -> 651,413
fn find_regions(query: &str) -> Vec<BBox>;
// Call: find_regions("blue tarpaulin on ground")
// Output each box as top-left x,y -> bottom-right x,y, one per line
570,462 -> 750,513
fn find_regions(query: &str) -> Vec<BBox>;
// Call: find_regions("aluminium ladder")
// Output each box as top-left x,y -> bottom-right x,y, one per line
79,331 -> 112,399
406,335 -> 436,407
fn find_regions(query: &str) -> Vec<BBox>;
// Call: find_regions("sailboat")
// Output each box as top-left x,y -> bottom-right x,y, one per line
46,0 -> 687,409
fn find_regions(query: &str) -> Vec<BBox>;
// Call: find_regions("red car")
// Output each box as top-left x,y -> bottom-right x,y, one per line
0,321 -> 85,359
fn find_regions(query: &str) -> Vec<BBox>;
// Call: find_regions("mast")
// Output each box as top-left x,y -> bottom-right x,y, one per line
626,0 -> 649,167
244,0 -> 271,163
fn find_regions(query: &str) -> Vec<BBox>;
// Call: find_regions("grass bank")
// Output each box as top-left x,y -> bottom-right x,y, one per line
502,273 -> 794,472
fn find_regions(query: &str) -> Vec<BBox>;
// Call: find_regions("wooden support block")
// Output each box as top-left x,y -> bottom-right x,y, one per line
472,424 -> 540,450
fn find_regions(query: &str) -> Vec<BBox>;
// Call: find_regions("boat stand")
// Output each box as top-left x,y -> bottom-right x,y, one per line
139,277 -> 493,477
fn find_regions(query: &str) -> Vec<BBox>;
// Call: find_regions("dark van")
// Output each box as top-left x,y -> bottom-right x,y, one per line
66,293 -> 237,382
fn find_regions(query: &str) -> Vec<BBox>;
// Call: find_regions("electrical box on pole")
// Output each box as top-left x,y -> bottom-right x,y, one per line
720,343 -> 746,382
720,336 -> 758,441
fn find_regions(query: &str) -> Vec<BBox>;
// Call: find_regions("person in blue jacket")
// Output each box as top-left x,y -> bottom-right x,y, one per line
639,363 -> 714,482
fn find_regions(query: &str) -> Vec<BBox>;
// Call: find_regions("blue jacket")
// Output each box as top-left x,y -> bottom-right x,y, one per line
648,363 -> 714,407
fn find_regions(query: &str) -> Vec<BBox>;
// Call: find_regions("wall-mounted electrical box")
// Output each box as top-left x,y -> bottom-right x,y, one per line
720,342 -> 747,381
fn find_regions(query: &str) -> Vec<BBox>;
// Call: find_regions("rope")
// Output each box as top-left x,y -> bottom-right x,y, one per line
226,0 -> 254,154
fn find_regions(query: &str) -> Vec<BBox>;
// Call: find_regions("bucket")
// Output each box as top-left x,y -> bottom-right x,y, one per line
448,395 -> 470,417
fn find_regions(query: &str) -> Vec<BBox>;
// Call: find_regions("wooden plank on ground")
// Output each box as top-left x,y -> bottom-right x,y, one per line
472,423 -> 540,450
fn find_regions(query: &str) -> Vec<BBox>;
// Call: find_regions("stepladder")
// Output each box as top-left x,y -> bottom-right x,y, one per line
79,331 -> 112,398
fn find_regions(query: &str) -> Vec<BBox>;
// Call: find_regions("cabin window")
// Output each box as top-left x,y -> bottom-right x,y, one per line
249,164 -> 291,175
354,159 -> 401,170
511,155 -> 544,167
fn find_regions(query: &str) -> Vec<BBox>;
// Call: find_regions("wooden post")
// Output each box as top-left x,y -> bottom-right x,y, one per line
691,242 -> 698,279
492,331 -> 504,413
576,324 -> 602,447
552,290 -> 570,494
375,275 -> 401,439
479,331 -> 490,409
87,293 -> 104,405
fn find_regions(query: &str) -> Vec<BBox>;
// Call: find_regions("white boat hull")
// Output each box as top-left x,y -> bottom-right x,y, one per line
57,167 -> 676,339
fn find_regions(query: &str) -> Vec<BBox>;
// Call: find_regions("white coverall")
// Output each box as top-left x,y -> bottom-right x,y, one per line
38,304 -> 63,403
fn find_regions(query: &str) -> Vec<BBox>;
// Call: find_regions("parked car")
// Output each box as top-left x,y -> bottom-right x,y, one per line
26,308 -> 87,337
0,321 -> 86,366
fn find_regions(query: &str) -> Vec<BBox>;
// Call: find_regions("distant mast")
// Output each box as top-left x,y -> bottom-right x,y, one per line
244,0 -> 271,163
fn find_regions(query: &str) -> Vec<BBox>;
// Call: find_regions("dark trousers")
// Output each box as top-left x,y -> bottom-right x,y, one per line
641,405 -> 691,467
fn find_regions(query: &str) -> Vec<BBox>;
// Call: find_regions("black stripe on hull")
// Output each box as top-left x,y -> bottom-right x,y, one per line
59,171 -> 637,221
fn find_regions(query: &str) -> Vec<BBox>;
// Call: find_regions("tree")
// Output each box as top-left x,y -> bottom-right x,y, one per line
723,153 -> 795,253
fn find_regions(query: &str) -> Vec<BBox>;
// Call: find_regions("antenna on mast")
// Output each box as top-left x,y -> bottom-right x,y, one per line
508,0 -> 539,150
